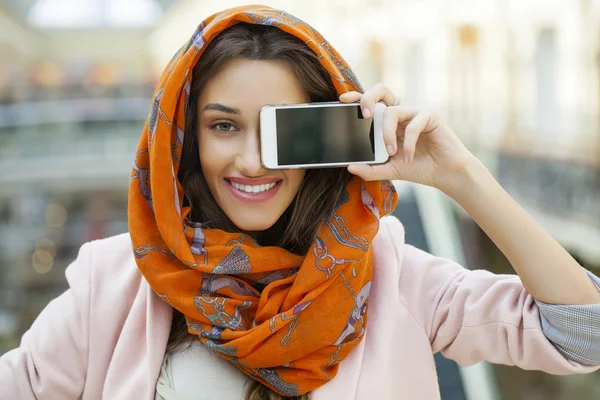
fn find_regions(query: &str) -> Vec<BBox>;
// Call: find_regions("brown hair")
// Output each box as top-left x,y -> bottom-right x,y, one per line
170,23 -> 353,399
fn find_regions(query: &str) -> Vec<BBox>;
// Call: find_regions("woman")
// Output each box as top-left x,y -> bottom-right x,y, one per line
1,5 -> 599,400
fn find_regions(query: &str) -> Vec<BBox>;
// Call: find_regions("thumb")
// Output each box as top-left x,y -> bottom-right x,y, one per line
347,163 -> 391,181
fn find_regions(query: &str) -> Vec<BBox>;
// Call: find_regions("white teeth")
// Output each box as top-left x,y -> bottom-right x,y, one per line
230,181 -> 277,194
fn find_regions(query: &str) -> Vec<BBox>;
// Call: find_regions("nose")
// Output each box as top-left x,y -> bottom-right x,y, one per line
235,128 -> 268,177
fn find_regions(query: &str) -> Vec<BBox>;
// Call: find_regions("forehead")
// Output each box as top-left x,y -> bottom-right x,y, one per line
198,58 -> 310,109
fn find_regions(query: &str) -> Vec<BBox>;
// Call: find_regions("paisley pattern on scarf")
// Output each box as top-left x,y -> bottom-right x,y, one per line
128,5 -> 398,396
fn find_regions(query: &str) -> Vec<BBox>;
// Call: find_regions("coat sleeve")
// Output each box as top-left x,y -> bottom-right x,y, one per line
397,240 -> 600,374
0,243 -> 92,399
534,270 -> 600,365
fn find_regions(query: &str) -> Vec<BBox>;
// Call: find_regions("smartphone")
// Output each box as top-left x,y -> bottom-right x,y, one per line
259,101 -> 388,169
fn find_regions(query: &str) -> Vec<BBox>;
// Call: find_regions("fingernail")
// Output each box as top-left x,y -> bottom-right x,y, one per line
363,107 -> 371,118
386,144 -> 394,155
404,155 -> 410,164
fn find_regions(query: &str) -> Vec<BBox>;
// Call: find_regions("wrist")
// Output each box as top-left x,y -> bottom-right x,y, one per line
437,156 -> 494,202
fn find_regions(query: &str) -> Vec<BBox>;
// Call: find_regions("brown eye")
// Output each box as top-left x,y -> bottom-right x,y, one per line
209,122 -> 237,133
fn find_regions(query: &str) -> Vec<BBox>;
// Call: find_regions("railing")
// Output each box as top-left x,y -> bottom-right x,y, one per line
497,153 -> 600,228
0,96 -> 149,188
0,97 -> 151,128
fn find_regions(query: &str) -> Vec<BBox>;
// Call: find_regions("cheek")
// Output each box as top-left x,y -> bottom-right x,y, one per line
286,170 -> 306,195
198,133 -> 225,182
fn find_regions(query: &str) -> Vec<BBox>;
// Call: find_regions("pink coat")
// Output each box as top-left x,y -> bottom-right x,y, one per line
1,216 -> 597,399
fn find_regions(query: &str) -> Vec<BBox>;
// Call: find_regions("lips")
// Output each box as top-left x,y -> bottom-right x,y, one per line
227,177 -> 281,185
225,177 -> 282,204
229,180 -> 278,194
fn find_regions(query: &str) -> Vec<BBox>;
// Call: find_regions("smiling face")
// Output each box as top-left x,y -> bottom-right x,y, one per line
197,58 -> 309,232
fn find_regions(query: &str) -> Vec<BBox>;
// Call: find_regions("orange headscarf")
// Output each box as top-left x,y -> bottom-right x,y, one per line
128,5 -> 398,396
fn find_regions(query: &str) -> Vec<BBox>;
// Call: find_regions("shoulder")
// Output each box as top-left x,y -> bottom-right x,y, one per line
65,233 -> 142,302
373,216 -> 456,270
373,215 -> 406,261
372,216 -> 460,281
86,232 -> 133,258
378,215 -> 405,239
370,216 -> 408,289
84,232 -> 136,277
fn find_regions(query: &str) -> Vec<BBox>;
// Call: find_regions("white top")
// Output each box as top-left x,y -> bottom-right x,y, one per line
155,341 -> 252,400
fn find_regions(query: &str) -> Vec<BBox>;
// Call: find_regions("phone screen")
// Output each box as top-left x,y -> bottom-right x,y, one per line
275,105 -> 375,166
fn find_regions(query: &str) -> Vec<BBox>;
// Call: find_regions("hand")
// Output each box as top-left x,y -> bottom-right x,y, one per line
340,84 -> 478,191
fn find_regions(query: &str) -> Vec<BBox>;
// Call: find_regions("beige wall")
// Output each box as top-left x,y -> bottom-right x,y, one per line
39,28 -> 155,82
0,8 -> 155,87
0,8 -> 39,67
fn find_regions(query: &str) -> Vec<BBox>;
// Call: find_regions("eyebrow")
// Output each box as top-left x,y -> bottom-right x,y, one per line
203,103 -> 241,115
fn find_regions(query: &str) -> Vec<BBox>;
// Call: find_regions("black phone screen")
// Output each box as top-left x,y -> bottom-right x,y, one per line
275,105 -> 375,166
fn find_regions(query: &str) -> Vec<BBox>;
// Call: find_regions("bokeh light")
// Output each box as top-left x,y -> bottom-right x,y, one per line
35,238 -> 57,257
31,250 -> 54,274
44,203 -> 68,227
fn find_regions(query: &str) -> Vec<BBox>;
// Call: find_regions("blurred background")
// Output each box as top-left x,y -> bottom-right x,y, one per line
1,0 -> 599,399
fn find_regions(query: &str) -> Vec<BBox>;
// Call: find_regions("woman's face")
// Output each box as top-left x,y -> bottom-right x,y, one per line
197,58 -> 309,232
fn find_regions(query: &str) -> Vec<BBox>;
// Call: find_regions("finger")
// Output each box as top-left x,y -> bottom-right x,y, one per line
390,105 -> 421,124
383,106 -> 420,156
339,91 -> 362,103
403,112 -> 431,163
347,163 -> 394,182
382,106 -> 399,156
360,83 -> 396,118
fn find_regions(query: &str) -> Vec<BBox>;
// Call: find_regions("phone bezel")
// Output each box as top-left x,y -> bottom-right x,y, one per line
259,101 -> 388,169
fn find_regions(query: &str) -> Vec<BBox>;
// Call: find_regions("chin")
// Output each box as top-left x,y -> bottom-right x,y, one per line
228,214 -> 279,232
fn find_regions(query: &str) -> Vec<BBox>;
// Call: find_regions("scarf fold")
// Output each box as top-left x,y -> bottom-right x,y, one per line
128,5 -> 398,396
